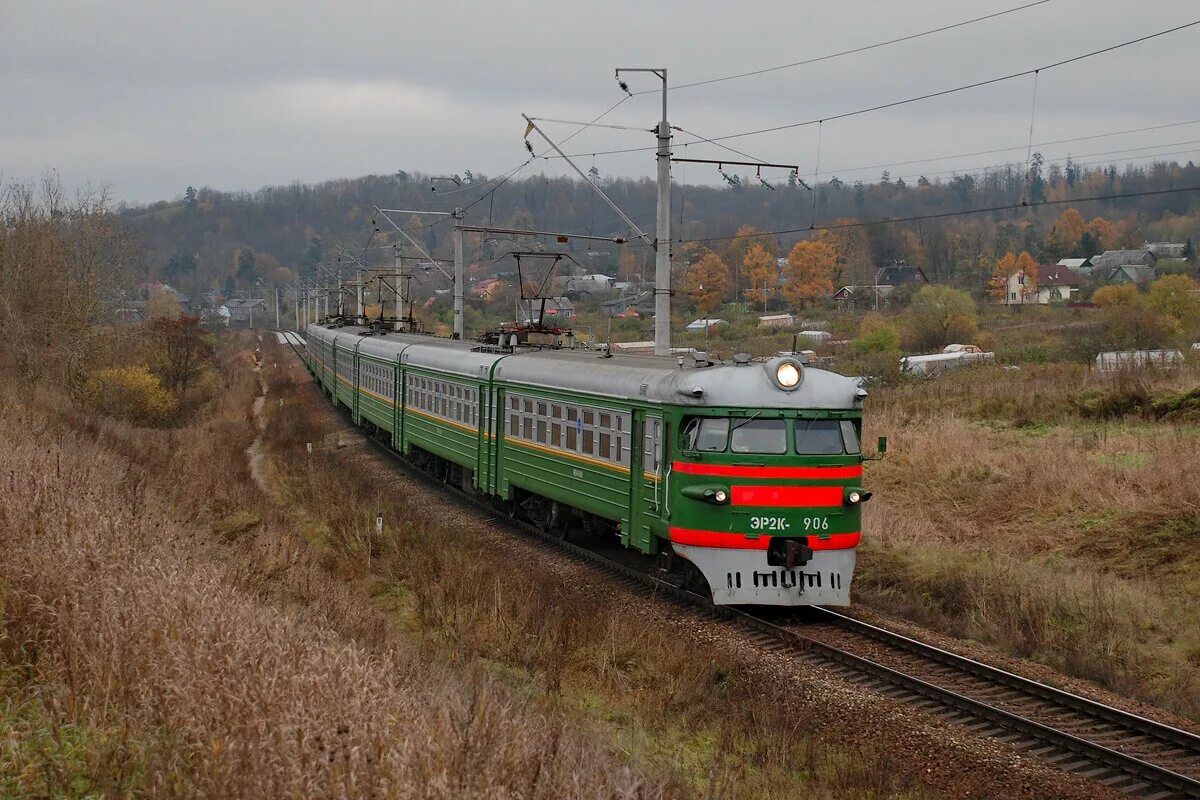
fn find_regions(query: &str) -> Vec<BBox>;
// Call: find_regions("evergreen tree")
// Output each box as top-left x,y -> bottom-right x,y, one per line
1184,237 -> 1196,264
236,248 -> 257,282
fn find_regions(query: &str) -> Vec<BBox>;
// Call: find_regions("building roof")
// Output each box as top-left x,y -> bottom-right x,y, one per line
875,264 -> 929,285
1057,258 -> 1091,268
1038,264 -> 1082,286
1108,265 -> 1156,284
685,318 -> 727,330
1091,250 -> 1155,269
758,314 -> 794,322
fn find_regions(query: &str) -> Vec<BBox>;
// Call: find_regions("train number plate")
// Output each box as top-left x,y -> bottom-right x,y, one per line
747,516 -> 830,532
749,516 -> 789,531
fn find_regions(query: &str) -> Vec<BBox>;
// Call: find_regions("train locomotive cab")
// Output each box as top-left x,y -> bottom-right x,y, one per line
666,357 -> 869,606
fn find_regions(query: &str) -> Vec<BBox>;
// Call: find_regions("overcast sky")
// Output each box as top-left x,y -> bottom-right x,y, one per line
3,0 -> 1197,205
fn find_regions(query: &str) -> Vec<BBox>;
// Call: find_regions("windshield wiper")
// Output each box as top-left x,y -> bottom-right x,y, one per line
728,411 -> 762,433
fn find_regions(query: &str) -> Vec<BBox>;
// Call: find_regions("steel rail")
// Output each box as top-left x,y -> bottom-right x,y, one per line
811,607 -> 1200,756
285,342 -> 1200,799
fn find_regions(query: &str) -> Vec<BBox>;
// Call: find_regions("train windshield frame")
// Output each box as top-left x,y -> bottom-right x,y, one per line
681,414 -> 860,457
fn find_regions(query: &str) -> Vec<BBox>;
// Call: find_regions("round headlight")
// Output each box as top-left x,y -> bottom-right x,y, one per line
776,361 -> 801,389
713,489 -> 728,504
848,490 -> 862,504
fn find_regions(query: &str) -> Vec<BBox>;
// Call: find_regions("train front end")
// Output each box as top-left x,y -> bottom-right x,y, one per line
668,357 -> 871,606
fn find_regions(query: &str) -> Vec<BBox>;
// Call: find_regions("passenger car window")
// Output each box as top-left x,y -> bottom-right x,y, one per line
683,417 -> 730,452
731,419 -> 787,454
840,420 -> 861,455
795,420 -> 845,455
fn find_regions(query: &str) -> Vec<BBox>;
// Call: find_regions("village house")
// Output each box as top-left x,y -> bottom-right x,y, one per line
833,284 -> 894,310
875,263 -> 930,286
1107,265 -> 1157,287
1003,264 -> 1082,304
1037,264 -> 1083,302
1089,249 -> 1157,276
834,263 -> 928,310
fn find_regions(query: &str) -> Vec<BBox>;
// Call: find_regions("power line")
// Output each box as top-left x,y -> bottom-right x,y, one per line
392,95 -> 637,232
636,0 -> 1052,95
862,141 -> 1200,185
666,186 -> 1200,246
685,19 -> 1200,147
550,19 -> 1200,162
816,117 -> 1200,178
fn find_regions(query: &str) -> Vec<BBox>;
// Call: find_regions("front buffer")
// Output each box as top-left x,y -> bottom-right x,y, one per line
671,529 -> 858,606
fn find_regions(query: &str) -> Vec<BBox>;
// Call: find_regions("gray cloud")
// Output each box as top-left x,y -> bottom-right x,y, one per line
3,0 -> 1196,203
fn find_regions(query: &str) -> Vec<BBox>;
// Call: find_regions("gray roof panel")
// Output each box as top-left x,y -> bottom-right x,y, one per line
305,324 -> 861,410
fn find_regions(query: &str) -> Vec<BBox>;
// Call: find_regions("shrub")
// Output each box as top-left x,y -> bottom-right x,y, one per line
852,314 -> 900,354
904,285 -> 978,351
1092,283 -> 1139,307
85,365 -> 177,425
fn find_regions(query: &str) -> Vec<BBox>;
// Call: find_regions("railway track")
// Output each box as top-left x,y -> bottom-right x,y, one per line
293,347 -> 1200,800
759,609 -> 1200,799
787,614 -> 1200,796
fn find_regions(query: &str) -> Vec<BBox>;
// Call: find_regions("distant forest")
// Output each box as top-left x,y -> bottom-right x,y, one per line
122,156 -> 1200,300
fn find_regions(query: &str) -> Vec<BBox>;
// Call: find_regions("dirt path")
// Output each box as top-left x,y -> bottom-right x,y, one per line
245,355 -> 271,496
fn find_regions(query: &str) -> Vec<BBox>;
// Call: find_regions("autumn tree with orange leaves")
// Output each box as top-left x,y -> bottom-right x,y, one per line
682,251 -> 733,316
742,244 -> 779,310
988,252 -> 1017,301
1048,208 -> 1087,257
782,240 -> 836,308
720,225 -> 779,300
989,250 -> 1038,304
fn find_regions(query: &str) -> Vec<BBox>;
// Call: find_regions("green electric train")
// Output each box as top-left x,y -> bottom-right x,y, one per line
300,323 -> 876,606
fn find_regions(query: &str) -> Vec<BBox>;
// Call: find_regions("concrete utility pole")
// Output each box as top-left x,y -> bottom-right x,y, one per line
356,270 -> 363,321
275,287 -> 280,329
373,207 -> 458,337
616,68 -> 671,355
453,207 -> 465,339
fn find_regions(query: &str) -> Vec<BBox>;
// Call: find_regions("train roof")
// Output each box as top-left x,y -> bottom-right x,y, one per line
305,324 -> 863,410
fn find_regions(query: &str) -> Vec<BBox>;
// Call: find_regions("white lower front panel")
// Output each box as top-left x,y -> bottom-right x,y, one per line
673,543 -> 856,606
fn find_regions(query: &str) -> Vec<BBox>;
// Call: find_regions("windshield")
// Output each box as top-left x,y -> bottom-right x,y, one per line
795,420 -> 847,455
731,419 -> 788,454
683,415 -> 860,456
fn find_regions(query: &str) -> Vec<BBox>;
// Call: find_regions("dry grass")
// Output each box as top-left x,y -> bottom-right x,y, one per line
0,350 -> 673,798
860,362 -> 1200,719
0,337 -> 938,799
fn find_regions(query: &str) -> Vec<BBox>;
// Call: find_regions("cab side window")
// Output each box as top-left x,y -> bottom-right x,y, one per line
682,417 -> 730,452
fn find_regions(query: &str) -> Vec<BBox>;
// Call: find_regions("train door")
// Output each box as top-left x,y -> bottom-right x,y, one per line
491,387 -> 506,497
628,411 -> 665,554
391,359 -> 402,450
351,341 -> 362,424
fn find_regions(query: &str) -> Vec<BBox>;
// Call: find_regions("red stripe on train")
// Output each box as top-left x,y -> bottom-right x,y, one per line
669,528 -> 861,551
672,462 -> 862,479
731,485 -> 843,507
